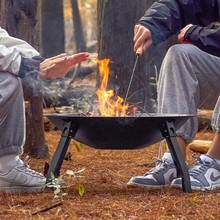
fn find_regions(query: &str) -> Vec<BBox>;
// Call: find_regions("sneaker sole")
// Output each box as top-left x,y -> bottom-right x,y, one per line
172,183 -> 220,191
0,186 -> 45,193
127,181 -> 170,189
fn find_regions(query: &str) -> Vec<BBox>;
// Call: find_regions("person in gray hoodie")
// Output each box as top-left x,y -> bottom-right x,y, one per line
127,0 -> 220,191
0,27 -> 89,193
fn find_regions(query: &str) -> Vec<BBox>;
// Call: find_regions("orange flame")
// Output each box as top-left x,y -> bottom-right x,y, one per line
95,58 -> 134,116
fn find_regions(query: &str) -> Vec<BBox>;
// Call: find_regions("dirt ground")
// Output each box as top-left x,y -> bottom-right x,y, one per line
0,127 -> 219,220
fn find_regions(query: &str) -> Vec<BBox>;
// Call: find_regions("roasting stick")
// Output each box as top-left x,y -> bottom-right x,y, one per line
123,45 -> 143,106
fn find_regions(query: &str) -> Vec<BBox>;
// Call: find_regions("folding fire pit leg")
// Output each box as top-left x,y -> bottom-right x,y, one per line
46,120 -> 78,184
160,120 -> 192,193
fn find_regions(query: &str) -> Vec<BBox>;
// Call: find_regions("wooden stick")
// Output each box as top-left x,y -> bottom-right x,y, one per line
136,44 -> 144,56
32,201 -> 63,216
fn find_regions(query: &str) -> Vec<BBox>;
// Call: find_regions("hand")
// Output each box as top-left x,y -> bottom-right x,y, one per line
178,24 -> 193,44
39,52 -> 89,80
134,24 -> 153,55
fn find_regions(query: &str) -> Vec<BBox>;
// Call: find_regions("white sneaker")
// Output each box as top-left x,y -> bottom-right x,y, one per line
127,153 -> 178,188
0,156 -> 46,193
172,155 -> 220,191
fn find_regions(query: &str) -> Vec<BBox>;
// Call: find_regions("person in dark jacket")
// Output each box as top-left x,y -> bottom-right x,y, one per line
127,0 -> 220,191
0,27 -> 89,193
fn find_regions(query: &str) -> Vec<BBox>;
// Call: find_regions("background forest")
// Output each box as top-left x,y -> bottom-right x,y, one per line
0,1 -> 217,220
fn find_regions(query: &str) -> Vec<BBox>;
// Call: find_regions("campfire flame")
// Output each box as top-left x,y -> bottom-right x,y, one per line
95,58 -> 137,116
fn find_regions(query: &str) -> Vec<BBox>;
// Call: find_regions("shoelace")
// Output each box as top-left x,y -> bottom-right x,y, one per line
23,156 -> 30,168
144,159 -> 173,176
17,156 -> 44,177
189,154 -> 213,178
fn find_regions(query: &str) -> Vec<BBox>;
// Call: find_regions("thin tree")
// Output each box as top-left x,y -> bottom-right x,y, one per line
41,0 -> 65,57
71,0 -> 87,52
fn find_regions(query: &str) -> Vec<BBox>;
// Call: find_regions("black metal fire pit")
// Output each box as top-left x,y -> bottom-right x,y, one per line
46,113 -> 194,192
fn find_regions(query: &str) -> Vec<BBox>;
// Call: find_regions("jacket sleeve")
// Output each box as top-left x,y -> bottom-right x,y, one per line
138,0 -> 218,48
18,56 -> 45,79
184,23 -> 220,56
0,27 -> 39,58
0,45 -> 21,75
0,27 -> 43,77
138,0 -> 187,45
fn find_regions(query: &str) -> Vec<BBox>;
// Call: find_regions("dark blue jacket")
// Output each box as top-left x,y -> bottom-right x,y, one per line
139,0 -> 220,56
19,56 -> 44,79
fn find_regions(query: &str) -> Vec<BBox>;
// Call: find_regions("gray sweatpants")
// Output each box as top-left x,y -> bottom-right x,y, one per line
157,44 -> 220,143
0,27 -> 39,157
0,73 -> 25,156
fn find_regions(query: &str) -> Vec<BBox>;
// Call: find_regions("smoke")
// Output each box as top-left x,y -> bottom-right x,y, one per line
23,56 -> 98,113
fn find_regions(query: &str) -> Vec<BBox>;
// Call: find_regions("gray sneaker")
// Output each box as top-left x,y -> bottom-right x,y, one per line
0,156 -> 46,193
127,153 -> 177,188
171,155 -> 220,191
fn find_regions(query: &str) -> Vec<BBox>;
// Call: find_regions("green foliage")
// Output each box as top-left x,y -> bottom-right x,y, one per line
45,172 -> 67,201
45,168 -> 86,201
73,141 -> 84,152
76,184 -> 85,197
191,193 -> 199,204
66,168 -> 86,196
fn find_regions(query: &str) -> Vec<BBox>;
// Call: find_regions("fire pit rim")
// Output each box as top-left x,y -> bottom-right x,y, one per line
44,113 -> 195,118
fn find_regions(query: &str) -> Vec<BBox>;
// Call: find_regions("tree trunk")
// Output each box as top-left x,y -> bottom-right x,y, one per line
0,0 -> 49,158
0,0 -> 40,50
25,97 -> 49,158
71,0 -> 87,52
97,0 -> 178,112
41,0 -> 65,57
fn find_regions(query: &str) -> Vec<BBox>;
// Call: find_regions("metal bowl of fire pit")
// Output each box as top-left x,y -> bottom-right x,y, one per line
46,113 -> 193,150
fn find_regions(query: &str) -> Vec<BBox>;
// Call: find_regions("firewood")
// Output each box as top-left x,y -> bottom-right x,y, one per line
188,140 -> 212,154
197,109 -> 213,118
197,109 -> 213,130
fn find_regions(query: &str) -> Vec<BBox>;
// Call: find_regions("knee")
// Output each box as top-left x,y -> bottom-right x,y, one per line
166,44 -> 199,59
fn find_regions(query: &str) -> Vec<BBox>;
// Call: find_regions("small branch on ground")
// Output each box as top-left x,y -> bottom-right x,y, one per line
32,201 -> 63,216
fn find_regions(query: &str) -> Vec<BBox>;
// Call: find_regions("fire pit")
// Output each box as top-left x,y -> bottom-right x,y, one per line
46,113 -> 193,192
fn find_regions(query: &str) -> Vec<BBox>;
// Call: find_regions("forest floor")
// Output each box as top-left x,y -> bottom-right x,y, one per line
0,127 -> 219,220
